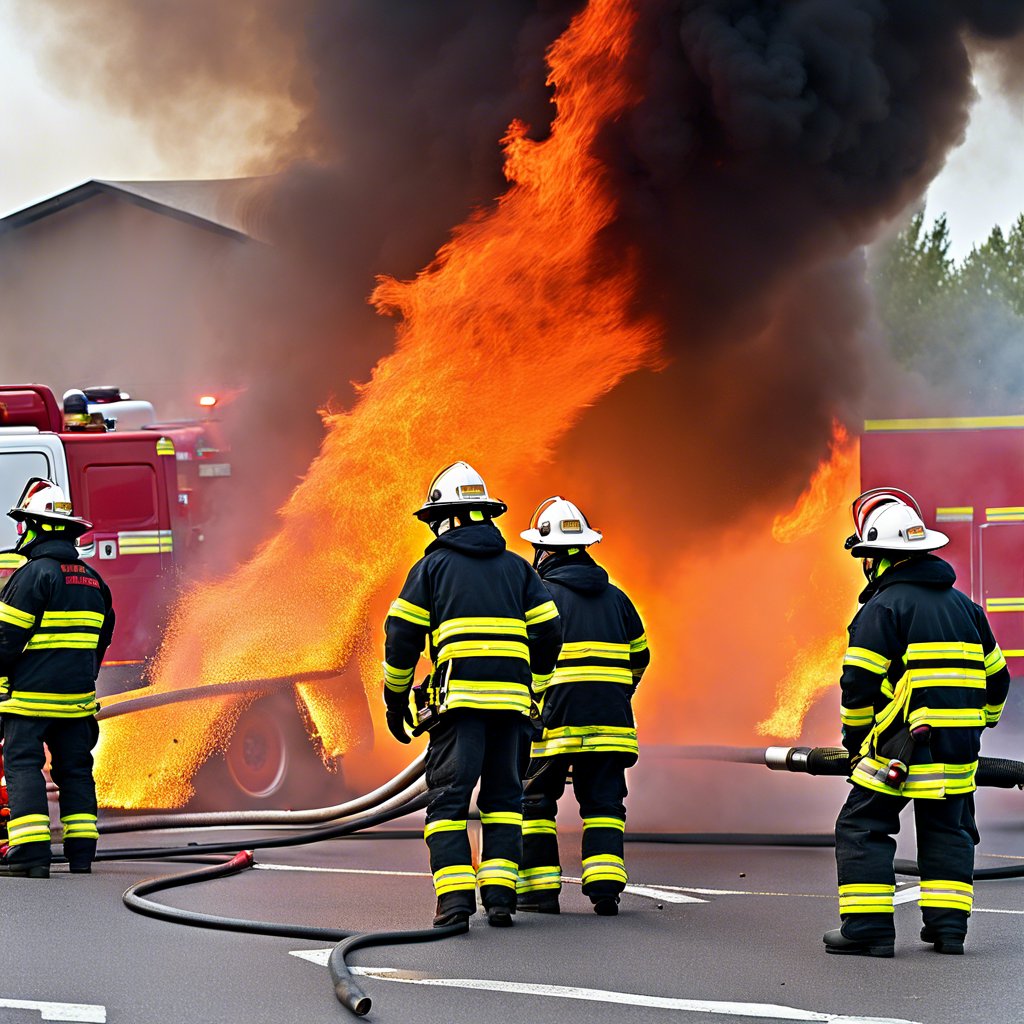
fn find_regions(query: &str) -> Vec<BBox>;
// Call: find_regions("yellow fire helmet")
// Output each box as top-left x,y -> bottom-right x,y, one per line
414,461 -> 508,522
521,495 -> 602,548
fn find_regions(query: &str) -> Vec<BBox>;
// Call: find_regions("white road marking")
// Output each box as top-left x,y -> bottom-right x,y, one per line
288,953 -> 922,1023
892,886 -> 920,906
0,998 -> 106,1022
254,863 -> 430,878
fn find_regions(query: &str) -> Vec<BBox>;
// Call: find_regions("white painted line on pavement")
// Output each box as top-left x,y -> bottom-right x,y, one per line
287,953 -> 922,1023
0,998 -> 106,1022
254,863 -> 430,878
561,876 -> 706,903
892,886 -> 920,906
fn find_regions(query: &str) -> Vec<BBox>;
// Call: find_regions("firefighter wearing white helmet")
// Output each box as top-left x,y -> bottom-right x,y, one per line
517,497 -> 649,917
0,478 -> 115,878
382,463 -> 561,928
824,487 -> 1009,958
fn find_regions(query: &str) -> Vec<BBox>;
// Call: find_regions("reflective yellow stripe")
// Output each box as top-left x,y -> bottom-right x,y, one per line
7,813 -> 51,846
935,507 -> 974,523
432,616 -> 527,645
985,702 -> 1006,725
532,724 -> 637,758
581,854 -> 627,885
60,813 -> 99,840
480,811 -> 523,828
919,879 -> 973,912
905,667 -> 986,688
156,437 -> 175,456
387,597 -> 430,628
522,818 -> 557,836
986,597 -> 1024,612
524,600 -> 558,625
558,641 -> 630,661
0,601 -> 35,629
40,610 -> 105,628
532,670 -> 554,691
852,757 -> 978,798
843,646 -> 890,675
444,679 -> 532,714
550,665 -> 634,686
0,690 -> 98,717
0,554 -> 27,570
840,705 -> 874,727
433,864 -> 476,895
516,866 -> 561,893
118,530 -> 173,554
424,819 -> 467,839
905,641 -> 984,661
629,633 -> 648,653
583,816 -> 625,832
25,632 -> 100,650
437,639 -> 530,662
907,706 -> 987,728
838,883 -> 894,914
382,661 -> 414,692
987,507 -> 1024,522
865,416 -> 1024,431
985,646 -> 1008,675
477,858 -> 519,889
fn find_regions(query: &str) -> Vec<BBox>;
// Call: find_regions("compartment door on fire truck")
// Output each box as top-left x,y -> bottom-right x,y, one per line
979,509 -> 1024,670
64,435 -> 176,671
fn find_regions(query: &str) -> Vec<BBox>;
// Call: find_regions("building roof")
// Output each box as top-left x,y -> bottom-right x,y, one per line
0,177 -> 272,242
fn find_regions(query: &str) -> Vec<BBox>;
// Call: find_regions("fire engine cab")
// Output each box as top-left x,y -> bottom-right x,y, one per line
0,383 -> 346,808
861,415 -> 1024,674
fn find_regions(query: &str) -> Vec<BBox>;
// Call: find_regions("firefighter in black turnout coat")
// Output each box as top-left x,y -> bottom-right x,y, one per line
824,488 -> 1010,957
0,479 -> 115,877
382,463 -> 561,928
518,497 -> 649,916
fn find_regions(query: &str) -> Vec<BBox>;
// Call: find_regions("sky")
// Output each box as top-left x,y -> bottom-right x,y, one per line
0,8 -> 1021,262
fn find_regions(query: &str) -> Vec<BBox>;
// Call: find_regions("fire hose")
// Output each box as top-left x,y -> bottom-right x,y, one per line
108,742 -> 1024,1018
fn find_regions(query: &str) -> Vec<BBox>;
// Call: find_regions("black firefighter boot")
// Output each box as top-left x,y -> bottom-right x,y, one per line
920,927 -> 965,955
433,894 -> 474,929
823,928 -> 894,958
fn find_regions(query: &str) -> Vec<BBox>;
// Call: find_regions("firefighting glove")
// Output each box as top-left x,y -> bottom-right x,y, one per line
383,685 -> 415,744
386,706 -> 415,744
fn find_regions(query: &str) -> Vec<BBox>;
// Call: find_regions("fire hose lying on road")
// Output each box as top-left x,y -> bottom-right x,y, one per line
3,735 -> 1017,1016
100,742 -> 1024,1016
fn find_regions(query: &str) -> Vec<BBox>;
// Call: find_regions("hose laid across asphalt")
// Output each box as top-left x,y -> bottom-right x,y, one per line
100,751 -> 426,833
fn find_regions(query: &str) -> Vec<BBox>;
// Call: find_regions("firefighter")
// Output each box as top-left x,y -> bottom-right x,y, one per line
382,462 -> 562,928
517,497 -> 650,916
824,488 -> 1010,957
0,479 -> 115,878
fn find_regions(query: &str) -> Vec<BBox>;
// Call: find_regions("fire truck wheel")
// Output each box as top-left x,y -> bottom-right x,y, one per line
189,691 -> 347,811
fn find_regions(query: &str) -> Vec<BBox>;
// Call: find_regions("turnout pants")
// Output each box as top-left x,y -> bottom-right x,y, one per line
835,784 -> 976,943
520,752 -> 633,903
424,709 -> 524,915
1,714 -> 100,870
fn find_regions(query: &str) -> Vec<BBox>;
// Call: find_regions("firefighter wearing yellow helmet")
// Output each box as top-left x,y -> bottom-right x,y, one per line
0,478 -> 115,877
517,497 -> 649,917
381,462 -> 562,928
824,488 -> 1009,957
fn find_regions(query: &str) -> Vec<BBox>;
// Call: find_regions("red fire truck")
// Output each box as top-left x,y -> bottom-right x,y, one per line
860,414 -> 1024,674
0,383 -> 362,808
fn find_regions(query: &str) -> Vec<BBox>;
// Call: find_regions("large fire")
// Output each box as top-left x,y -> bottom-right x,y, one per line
95,0 -> 661,807
94,0 -> 864,808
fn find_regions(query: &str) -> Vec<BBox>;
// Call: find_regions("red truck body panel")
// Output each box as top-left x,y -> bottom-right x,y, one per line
861,415 -> 1024,670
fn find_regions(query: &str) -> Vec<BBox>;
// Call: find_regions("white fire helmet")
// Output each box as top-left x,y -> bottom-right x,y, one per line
414,461 -> 507,522
520,496 -> 603,548
7,477 -> 92,535
846,487 -> 947,557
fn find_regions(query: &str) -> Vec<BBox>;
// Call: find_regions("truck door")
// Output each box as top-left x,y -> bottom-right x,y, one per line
979,510 -> 1024,670
62,433 -> 177,685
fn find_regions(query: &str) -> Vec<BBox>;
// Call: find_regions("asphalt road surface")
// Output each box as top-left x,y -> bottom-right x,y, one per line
1,762 -> 1022,1024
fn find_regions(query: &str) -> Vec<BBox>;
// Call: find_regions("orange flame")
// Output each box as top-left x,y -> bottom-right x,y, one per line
772,421 -> 853,544
95,0 -> 662,807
